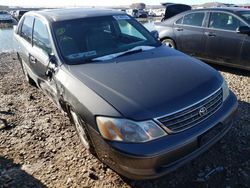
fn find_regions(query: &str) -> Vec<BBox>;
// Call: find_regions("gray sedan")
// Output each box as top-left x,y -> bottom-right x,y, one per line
156,8 -> 250,71
14,8 -> 237,179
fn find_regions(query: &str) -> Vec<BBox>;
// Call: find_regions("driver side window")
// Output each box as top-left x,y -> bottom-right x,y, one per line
33,18 -> 52,54
20,16 -> 34,43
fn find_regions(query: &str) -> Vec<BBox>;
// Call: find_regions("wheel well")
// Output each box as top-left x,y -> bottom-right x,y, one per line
63,102 -> 97,155
61,101 -> 89,128
160,37 -> 177,49
59,98 -> 69,114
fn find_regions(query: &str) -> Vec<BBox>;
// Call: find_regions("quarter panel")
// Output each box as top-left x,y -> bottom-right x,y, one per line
156,25 -> 176,44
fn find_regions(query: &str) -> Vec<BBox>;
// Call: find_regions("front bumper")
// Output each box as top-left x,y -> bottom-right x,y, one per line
89,91 -> 238,180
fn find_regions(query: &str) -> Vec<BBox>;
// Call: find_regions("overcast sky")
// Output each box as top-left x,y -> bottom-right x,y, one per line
0,0 -> 249,7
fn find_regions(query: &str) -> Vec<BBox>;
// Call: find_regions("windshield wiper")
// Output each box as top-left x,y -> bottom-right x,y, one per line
115,48 -> 142,58
93,46 -> 155,61
83,59 -> 101,63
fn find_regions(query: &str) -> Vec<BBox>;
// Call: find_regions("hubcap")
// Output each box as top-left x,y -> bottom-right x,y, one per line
70,110 -> 90,149
164,41 -> 174,48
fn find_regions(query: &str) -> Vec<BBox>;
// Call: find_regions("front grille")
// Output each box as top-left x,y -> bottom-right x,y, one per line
157,88 -> 223,133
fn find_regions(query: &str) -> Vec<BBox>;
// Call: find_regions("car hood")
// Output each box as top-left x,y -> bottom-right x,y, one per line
67,46 -> 222,120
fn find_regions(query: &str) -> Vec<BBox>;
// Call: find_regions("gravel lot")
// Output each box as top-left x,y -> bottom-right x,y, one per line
0,53 -> 249,188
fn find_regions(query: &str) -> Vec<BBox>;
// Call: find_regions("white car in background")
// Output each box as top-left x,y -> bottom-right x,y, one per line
154,9 -> 165,17
0,11 -> 12,21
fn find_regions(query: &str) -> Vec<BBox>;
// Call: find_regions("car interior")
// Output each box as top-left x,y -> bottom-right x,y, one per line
55,19 -> 148,62
209,13 -> 245,31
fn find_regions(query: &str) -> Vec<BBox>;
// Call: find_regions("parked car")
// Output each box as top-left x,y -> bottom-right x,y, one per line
0,10 -> 17,25
13,10 -> 29,21
14,8 -> 237,180
156,8 -> 250,71
131,9 -> 148,18
151,8 -> 165,17
161,3 -> 191,21
0,10 -> 11,21
148,9 -> 156,17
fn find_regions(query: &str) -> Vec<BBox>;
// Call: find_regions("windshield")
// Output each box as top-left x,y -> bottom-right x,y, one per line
238,11 -> 250,24
53,15 -> 160,64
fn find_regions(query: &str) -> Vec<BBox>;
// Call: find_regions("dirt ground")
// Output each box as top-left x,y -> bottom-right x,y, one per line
0,52 -> 249,188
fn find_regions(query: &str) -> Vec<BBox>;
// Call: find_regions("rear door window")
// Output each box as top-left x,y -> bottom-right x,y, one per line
209,12 -> 246,31
183,12 -> 205,27
20,16 -> 34,43
33,18 -> 51,54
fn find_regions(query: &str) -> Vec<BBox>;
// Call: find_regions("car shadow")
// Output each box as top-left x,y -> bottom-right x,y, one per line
0,156 -> 47,188
206,63 -> 250,76
120,100 -> 250,188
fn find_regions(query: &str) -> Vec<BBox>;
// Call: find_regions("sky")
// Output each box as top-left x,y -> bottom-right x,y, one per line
0,0 -> 249,7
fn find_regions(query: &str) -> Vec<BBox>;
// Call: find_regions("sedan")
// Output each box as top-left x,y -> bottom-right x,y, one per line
156,8 -> 250,71
14,8 -> 237,179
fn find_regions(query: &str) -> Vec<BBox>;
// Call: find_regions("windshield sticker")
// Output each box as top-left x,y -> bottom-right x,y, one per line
113,15 -> 130,20
66,51 -> 97,59
56,28 -> 65,36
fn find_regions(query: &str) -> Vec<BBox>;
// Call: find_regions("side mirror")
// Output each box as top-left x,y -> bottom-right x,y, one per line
48,53 -> 57,68
236,26 -> 250,35
46,53 -> 57,80
150,30 -> 159,39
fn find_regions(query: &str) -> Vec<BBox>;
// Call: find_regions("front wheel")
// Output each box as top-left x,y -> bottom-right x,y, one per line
161,39 -> 176,49
69,108 -> 95,154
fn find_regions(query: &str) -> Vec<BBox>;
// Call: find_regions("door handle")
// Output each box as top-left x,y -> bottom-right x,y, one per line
175,27 -> 183,31
205,32 -> 216,37
29,55 -> 37,64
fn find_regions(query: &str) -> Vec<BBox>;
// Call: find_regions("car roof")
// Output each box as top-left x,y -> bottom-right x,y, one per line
192,7 -> 250,13
27,8 -> 126,22
170,7 -> 250,19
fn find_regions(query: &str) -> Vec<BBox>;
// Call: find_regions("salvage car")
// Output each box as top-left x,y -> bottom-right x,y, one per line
156,8 -> 250,71
14,8 -> 237,179
13,9 -> 29,21
0,10 -> 17,24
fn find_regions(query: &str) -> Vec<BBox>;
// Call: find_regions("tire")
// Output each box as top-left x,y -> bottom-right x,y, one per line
161,39 -> 176,49
19,57 -> 37,87
69,108 -> 96,154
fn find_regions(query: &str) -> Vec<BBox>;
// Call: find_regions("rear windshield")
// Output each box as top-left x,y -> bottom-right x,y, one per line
52,15 -> 160,64
238,11 -> 250,24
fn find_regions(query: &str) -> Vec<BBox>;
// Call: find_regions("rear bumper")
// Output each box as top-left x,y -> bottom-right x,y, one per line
89,91 -> 238,180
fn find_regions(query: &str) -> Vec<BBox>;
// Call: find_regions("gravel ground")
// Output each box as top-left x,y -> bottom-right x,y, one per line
0,53 -> 249,188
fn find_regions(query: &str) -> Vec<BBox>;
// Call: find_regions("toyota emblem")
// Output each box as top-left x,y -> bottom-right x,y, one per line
199,107 -> 207,117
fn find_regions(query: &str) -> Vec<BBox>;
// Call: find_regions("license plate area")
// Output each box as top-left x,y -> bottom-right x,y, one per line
198,123 -> 225,147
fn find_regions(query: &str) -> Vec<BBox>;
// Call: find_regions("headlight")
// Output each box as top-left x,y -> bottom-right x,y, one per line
96,117 -> 167,143
222,79 -> 229,101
